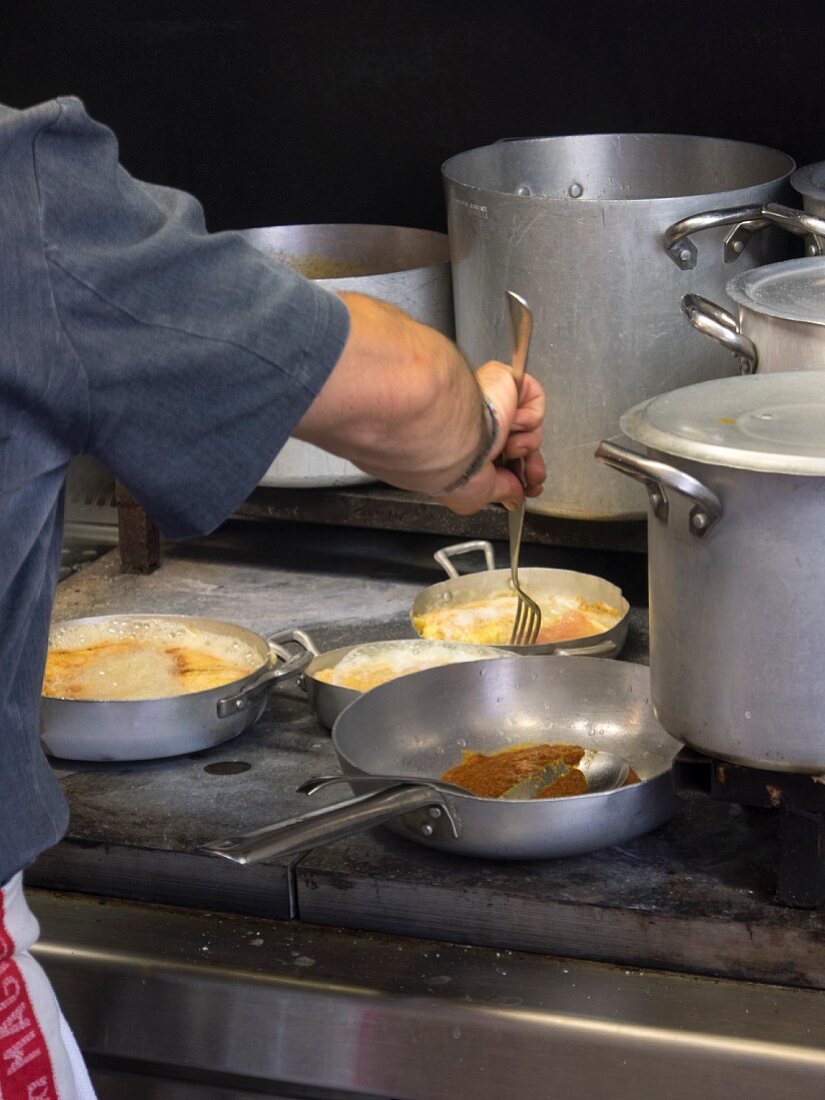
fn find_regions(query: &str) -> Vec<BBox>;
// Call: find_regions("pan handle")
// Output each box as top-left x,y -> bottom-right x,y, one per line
199,784 -> 461,865
554,638 -> 620,658
299,774 -> 468,801
681,294 -> 758,374
595,441 -> 722,537
216,633 -> 315,719
433,540 -> 496,579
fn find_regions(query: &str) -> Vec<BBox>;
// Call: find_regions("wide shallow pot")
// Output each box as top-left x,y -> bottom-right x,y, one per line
443,133 -> 799,519
41,615 -> 304,761
239,223 -> 454,488
596,372 -> 825,772
266,628 -> 509,729
203,657 -> 680,863
410,541 -> 630,656
682,257 -> 825,374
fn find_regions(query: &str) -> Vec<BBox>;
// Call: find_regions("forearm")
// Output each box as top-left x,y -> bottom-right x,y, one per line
293,292 -> 488,494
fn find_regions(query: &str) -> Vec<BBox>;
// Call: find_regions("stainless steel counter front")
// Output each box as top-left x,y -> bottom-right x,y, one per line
32,889 -> 825,1099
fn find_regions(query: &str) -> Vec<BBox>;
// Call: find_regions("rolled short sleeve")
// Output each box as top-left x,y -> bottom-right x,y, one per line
33,97 -> 350,539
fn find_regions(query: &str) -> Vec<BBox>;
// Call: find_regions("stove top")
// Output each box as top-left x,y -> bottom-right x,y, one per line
673,748 -> 825,908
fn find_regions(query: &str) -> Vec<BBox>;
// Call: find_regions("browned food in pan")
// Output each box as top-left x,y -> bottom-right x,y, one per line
442,742 -> 641,799
442,743 -> 585,798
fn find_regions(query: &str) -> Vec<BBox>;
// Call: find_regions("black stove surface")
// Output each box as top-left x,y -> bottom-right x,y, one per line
673,748 -> 825,908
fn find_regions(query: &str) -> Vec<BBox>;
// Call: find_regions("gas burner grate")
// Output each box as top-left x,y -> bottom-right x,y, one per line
673,747 -> 825,908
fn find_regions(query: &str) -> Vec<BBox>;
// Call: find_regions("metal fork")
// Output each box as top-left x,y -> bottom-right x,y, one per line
505,291 -> 542,647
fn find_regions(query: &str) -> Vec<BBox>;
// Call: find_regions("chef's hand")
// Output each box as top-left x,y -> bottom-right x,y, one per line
438,361 -> 546,516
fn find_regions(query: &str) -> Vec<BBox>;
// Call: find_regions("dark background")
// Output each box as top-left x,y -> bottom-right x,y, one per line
0,0 -> 820,232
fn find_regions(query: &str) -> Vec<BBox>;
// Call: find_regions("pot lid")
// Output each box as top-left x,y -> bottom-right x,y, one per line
620,372 -> 825,475
791,161 -> 825,202
726,256 -> 825,325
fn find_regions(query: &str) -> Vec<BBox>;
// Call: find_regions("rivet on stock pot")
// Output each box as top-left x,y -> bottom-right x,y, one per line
568,182 -> 584,198
516,183 -> 532,197
420,823 -> 435,836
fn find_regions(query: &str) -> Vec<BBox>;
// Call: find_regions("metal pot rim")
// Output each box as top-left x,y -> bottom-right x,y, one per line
791,161 -> 825,202
620,372 -> 825,477
725,256 -> 825,326
442,133 -> 794,204
43,613 -> 274,705
410,566 -> 630,655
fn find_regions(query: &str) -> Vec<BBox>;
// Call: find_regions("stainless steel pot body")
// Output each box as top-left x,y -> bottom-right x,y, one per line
238,223 -> 454,488
597,448 -> 825,772
443,134 -> 795,518
682,257 -> 825,375
203,657 -> 680,863
410,541 -> 629,656
41,615 -> 302,761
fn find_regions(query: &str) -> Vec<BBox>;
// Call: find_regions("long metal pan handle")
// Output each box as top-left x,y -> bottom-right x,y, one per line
216,634 -> 314,719
433,540 -> 496,580
200,785 -> 460,865
663,202 -> 825,269
681,293 -> 758,374
300,774 -> 469,799
554,638 -> 621,658
595,441 -> 723,538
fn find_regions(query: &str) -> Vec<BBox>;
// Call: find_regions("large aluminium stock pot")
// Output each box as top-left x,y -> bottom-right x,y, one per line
596,372 -> 825,773
443,134 -> 799,519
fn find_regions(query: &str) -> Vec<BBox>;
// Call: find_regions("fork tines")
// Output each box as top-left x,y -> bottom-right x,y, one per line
510,591 -> 542,647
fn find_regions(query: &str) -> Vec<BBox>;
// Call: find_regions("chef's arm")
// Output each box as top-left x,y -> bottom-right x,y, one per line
293,292 -> 546,511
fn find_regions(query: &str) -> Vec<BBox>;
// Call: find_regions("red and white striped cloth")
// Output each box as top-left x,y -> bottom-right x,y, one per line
0,874 -> 96,1099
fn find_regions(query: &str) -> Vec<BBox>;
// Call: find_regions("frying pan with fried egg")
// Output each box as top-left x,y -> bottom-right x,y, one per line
40,614 -> 306,761
266,628 -> 510,729
409,542 -> 630,656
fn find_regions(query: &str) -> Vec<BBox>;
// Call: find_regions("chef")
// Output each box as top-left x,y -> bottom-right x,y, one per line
0,96 -> 545,1097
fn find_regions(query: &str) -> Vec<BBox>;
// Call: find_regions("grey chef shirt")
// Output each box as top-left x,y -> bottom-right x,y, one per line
0,96 -> 350,883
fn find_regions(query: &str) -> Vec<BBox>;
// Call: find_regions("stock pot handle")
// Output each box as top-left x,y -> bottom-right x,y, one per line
199,784 -> 461,865
595,441 -> 723,537
216,630 -> 316,718
663,202 -> 825,269
681,294 -> 759,374
434,540 -> 496,579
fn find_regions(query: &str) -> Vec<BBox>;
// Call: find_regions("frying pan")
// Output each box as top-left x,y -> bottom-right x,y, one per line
40,614 -> 305,761
203,656 -> 680,863
266,628 -> 510,729
410,541 -> 630,656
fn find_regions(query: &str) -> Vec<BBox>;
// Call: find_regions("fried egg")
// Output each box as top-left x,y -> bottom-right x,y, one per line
413,592 -> 621,646
313,640 -> 503,692
43,620 -> 262,701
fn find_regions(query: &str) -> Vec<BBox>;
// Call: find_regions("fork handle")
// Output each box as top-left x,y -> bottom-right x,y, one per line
508,486 -> 526,584
507,291 -> 531,390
